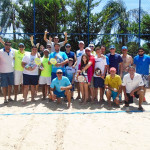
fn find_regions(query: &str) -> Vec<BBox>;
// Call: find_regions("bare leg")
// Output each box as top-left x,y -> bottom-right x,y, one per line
84,83 -> 89,103
75,82 -> 81,99
2,87 -> 7,102
23,85 -> 29,103
65,89 -> 71,108
106,89 -> 112,107
79,83 -> 84,101
138,90 -> 144,108
14,85 -> 19,101
90,87 -> 94,102
100,88 -> 103,101
8,85 -> 12,99
41,85 -> 45,99
31,85 -> 36,101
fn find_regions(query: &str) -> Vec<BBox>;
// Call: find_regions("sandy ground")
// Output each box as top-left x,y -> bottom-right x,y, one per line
0,89 -> 150,150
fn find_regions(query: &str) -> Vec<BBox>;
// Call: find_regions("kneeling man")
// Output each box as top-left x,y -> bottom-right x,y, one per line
50,69 -> 72,108
122,66 -> 144,111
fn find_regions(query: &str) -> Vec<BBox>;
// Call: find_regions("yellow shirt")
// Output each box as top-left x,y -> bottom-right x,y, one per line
104,74 -> 122,90
14,50 -> 25,71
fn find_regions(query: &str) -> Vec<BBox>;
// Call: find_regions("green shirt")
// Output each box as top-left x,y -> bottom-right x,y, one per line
14,50 -> 25,71
41,57 -> 52,77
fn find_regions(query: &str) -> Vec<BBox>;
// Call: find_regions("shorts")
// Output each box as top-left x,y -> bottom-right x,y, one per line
54,90 -> 65,98
51,72 -> 65,81
141,74 -> 149,88
1,72 -> 14,87
105,90 -> 121,101
94,77 -> 104,88
14,70 -> 23,85
39,76 -> 51,85
23,74 -> 39,85
125,92 -> 139,105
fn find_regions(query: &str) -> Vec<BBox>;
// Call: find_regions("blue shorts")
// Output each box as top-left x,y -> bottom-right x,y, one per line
111,91 -> 121,101
51,72 -> 65,81
23,74 -> 39,85
94,77 -> 104,88
54,90 -> 65,98
1,72 -> 14,87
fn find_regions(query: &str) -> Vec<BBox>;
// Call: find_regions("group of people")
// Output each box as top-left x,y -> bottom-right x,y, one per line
0,31 -> 150,110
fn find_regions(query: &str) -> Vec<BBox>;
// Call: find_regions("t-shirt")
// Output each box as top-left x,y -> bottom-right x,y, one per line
122,73 -> 144,93
65,66 -> 76,82
134,54 -> 150,75
121,54 -> 133,72
22,54 -> 39,75
14,50 -> 26,71
104,74 -> 122,90
40,57 -> 52,77
94,56 -> 107,77
105,55 -> 109,65
76,49 -> 85,70
50,76 -> 71,92
89,54 -> 95,72
47,41 -> 64,52
65,51 -> 75,66
106,53 -> 123,74
0,48 -> 15,73
49,51 -> 68,73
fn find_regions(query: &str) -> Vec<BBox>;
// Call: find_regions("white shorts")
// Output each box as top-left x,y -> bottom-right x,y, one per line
14,70 -> 23,85
39,76 -> 51,85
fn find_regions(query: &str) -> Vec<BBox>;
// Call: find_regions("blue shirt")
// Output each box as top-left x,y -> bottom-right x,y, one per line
105,55 -> 109,65
106,53 -> 123,74
65,51 -> 75,66
49,51 -> 68,73
50,76 -> 71,92
134,54 -> 150,75
65,66 -> 76,82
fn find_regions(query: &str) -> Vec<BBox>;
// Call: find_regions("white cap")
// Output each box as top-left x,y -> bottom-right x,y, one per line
85,47 -> 91,51
43,49 -> 49,53
78,41 -> 84,44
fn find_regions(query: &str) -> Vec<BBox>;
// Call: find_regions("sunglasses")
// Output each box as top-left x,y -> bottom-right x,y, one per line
89,46 -> 94,47
85,50 -> 90,52
66,46 -> 71,48
110,49 -> 115,50
138,51 -> 144,53
47,46 -> 51,48
5,44 -> 11,46
19,46 -> 24,48
57,72 -> 62,74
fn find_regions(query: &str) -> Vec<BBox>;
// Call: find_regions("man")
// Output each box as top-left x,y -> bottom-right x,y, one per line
46,44 -> 51,53
50,69 -> 72,108
105,67 -> 122,107
14,43 -> 26,101
49,43 -> 68,80
121,46 -> 133,78
106,45 -> 123,77
39,49 -> 52,100
134,48 -> 150,102
75,41 -> 85,99
81,47 -> 95,102
93,47 -> 107,102
0,41 -> 15,103
65,43 -> 77,67
39,45 -> 45,57
44,31 -> 67,52
122,66 -> 144,111
88,43 -> 96,56
22,46 -> 40,104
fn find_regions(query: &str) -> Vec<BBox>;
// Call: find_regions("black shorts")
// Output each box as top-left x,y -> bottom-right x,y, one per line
94,77 -> 104,88
23,74 -> 39,85
125,92 -> 139,105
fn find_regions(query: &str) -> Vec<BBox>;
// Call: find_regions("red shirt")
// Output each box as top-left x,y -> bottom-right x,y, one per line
89,54 -> 95,73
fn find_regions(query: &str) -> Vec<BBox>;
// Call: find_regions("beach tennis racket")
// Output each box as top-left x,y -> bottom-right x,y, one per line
95,68 -> 102,76
35,58 -> 41,66
78,75 -> 86,82
50,58 -> 57,65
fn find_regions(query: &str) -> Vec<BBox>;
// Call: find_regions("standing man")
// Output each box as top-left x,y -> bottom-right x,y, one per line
49,43 -> 68,80
44,31 -> 67,52
88,43 -> 96,56
14,43 -> 26,101
50,69 -> 72,108
134,48 -> 150,102
122,66 -> 144,111
106,45 -> 123,77
105,67 -> 122,107
0,41 -> 15,103
75,41 -> 85,99
65,43 -> 77,67
22,46 -> 40,104
121,46 -> 133,78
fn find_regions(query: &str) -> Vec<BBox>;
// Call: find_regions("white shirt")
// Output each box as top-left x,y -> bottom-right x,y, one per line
76,49 -> 85,70
94,56 -> 107,77
47,41 -> 64,52
0,48 -> 15,73
22,53 -> 39,75
122,73 -> 144,93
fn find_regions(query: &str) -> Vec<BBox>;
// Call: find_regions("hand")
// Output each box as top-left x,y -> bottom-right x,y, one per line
45,30 -> 49,34
52,94 -> 56,101
60,87 -> 66,91
72,65 -> 76,69
88,82 -> 91,86
77,70 -> 81,73
30,35 -> 33,41
55,63 -> 60,67
48,61 -> 51,65
124,95 -> 129,102
130,91 -> 134,97
64,32 -> 67,36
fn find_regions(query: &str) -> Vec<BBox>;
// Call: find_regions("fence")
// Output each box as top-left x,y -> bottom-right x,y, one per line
0,0 -> 150,55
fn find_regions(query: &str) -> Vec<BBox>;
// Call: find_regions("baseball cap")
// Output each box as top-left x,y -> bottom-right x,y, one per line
78,41 -> 84,44
110,67 -> 116,72
68,58 -> 73,61
56,69 -> 63,73
85,47 -> 91,51
109,45 -> 115,49
65,43 -> 71,47
54,36 -> 59,39
19,43 -> 24,47
43,49 -> 49,53
88,43 -> 94,47
122,46 -> 128,50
